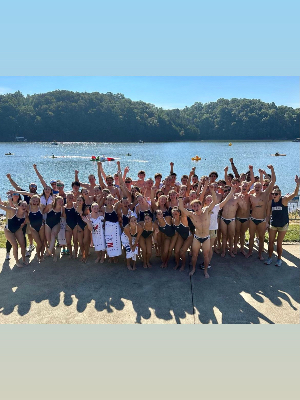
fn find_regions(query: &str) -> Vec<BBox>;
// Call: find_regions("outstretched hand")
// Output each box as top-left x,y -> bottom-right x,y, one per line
295,175 -> 300,185
224,166 -> 228,172
267,164 -> 274,170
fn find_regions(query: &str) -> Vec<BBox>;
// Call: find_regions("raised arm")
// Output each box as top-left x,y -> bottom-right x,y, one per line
0,197 -> 14,212
282,175 -> 300,205
199,177 -> 209,204
97,162 -> 106,189
224,166 -> 231,186
218,187 -> 235,209
123,165 -> 130,181
247,165 -> 255,189
265,165 -> 276,196
33,164 -> 47,188
178,197 -> 193,217
150,187 -> 158,210
6,174 -> 22,191
187,167 -> 195,194
7,189 -> 33,197
207,186 -> 217,212
170,162 -> 174,174
229,158 -> 240,178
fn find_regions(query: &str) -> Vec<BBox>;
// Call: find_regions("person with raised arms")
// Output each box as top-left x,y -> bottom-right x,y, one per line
265,175 -> 300,266
104,194 -> 122,263
171,207 -> 193,271
82,203 -> 106,264
0,197 -> 28,267
179,186 -> 217,278
64,193 -> 78,259
75,170 -> 97,196
246,165 -> 276,260
27,195 -> 45,263
155,209 -> 177,269
97,162 -> 120,199
45,196 -> 65,261
75,195 -> 91,262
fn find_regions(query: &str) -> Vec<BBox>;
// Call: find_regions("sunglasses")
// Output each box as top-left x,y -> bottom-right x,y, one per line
51,182 -> 57,185
12,193 -> 19,196
30,185 -> 37,188
263,184 -> 269,187
57,184 -> 64,187
223,190 -> 230,193
272,193 -> 279,196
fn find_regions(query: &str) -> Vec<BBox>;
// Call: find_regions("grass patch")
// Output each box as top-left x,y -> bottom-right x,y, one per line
0,231 -> 7,248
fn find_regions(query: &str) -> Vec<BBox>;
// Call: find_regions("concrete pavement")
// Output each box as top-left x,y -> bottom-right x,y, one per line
0,244 -> 299,324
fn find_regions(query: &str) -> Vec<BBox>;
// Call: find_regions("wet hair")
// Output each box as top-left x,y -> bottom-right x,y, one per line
30,194 -> 41,205
209,171 -> 219,178
52,195 -> 63,209
42,187 -> 53,197
72,181 -> 80,188
190,199 -> 202,206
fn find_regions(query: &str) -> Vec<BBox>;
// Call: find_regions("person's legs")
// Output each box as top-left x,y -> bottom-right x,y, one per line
220,220 -> 228,257
6,240 -> 12,259
174,236 -> 183,269
180,235 -> 193,271
202,238 -> 211,278
15,229 -> 27,264
276,230 -> 287,261
65,227 -> 73,258
145,236 -> 153,267
30,228 -> 42,261
256,222 -> 266,260
5,229 -> 22,267
227,220 -> 236,257
234,220 -> 241,254
240,221 -> 249,256
267,228 -> 277,259
246,220 -> 257,257
208,237 -> 216,265
139,236 -> 147,268
190,238 -> 201,276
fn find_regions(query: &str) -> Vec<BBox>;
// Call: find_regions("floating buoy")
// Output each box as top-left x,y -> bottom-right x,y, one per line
229,143 -> 232,146
191,156 -> 201,161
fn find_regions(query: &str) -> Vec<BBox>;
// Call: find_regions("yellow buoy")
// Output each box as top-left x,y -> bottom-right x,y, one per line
191,156 -> 201,161
229,143 -> 232,146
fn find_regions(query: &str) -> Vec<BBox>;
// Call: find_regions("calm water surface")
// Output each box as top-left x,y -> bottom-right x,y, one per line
0,141 -> 299,198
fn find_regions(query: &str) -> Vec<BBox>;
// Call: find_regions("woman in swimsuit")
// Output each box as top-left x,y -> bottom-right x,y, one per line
155,209 -> 177,268
104,194 -> 122,263
167,190 -> 178,215
3,192 -> 22,261
45,195 -> 65,261
138,213 -> 158,269
171,207 -> 193,271
265,176 -> 300,266
27,195 -> 45,262
64,193 -> 78,259
75,195 -> 90,262
0,198 -> 28,267
116,196 -> 136,230
81,188 -> 93,207
83,202 -> 106,263
135,194 -> 153,222
121,215 -> 143,270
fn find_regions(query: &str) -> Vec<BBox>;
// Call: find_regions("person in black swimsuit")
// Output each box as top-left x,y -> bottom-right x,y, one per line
171,207 -> 193,271
156,209 -> 177,269
45,196 -> 65,261
64,193 -> 78,259
75,195 -> 90,262
138,213 -> 158,269
0,198 -> 28,268
265,176 -> 300,266
27,195 -> 45,262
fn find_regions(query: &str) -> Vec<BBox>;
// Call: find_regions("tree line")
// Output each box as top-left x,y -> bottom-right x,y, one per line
0,90 -> 299,142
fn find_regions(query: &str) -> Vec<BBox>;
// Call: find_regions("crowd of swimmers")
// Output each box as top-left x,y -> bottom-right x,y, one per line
0,159 -> 299,278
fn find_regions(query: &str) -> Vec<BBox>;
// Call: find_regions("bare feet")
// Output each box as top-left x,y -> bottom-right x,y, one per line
180,265 -> 185,271
160,263 -> 165,268
204,271 -> 210,278
229,252 -> 235,258
174,264 -> 179,270
189,269 -> 195,276
245,252 -> 252,258
16,262 -> 23,268
127,265 -> 132,270
22,260 -> 29,266
233,248 -> 238,255
47,248 -> 52,256
143,264 -> 148,269
241,249 -> 247,256
95,257 -> 100,263
221,252 -> 226,258
53,256 -> 58,262
258,255 -> 264,261
114,257 -> 118,263
100,256 -> 105,263
214,248 -> 220,254
147,263 -> 152,268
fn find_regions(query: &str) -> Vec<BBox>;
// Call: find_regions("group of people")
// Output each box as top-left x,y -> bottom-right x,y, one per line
1,158 -> 299,278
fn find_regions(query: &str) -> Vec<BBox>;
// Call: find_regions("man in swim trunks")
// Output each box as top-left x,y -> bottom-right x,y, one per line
178,186 -> 217,278
219,181 -> 239,258
133,170 -> 146,189
75,170 -> 97,196
246,165 -> 276,260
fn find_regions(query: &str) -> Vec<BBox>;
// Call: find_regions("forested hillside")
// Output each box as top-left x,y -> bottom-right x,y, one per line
0,90 -> 299,141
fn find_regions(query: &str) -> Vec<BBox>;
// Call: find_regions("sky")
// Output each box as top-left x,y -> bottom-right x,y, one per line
0,77 -> 298,110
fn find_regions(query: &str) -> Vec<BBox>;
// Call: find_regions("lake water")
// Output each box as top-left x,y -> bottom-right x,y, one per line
0,141 -> 299,199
